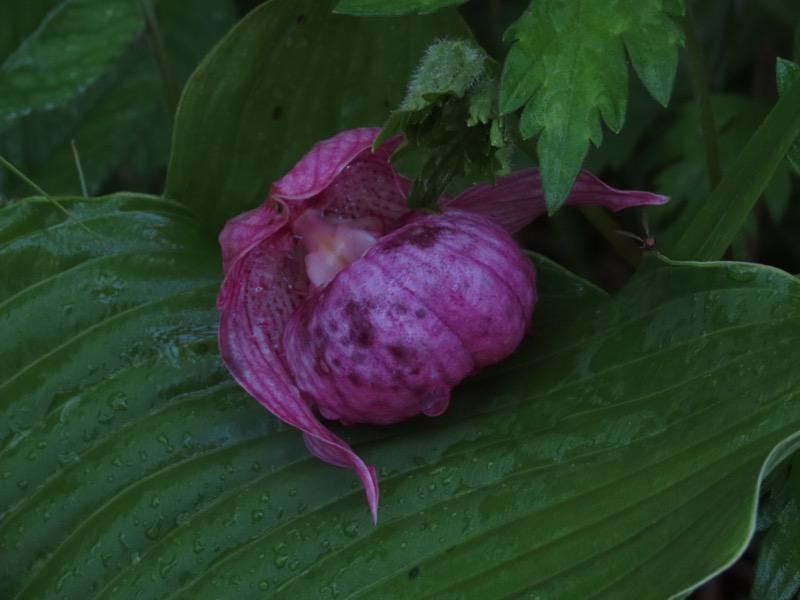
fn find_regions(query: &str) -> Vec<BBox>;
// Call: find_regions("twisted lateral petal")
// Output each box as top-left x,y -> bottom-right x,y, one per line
217,232 -> 379,523
440,169 -> 670,234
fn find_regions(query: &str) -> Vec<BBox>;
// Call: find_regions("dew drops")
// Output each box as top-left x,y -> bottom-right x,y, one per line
158,555 -> 177,579
343,522 -> 359,538
193,538 -> 206,554
727,264 -> 758,283
251,509 -> 265,523
259,580 -> 270,591
145,517 -> 164,541
273,552 -> 288,569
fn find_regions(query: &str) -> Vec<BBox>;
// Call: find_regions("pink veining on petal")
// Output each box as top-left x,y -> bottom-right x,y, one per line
217,233 -> 380,523
440,169 -> 670,234
272,128 -> 405,203
218,201 -> 289,280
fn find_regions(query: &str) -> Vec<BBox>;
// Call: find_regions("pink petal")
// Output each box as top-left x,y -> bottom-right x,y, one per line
311,154 -> 412,234
272,128 -> 404,202
218,201 -> 288,282
217,232 -> 380,523
440,169 -> 670,234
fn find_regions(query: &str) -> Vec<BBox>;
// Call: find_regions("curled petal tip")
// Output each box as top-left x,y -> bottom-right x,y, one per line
441,168 -> 670,234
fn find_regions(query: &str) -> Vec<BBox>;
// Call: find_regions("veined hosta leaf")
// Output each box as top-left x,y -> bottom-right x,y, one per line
0,0 -> 142,131
2,194 -> 800,598
164,0 -> 471,235
500,0 -> 683,212
334,0 -> 468,15
0,0 -> 235,201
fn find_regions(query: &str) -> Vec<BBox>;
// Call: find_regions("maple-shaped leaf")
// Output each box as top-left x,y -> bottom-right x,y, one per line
500,0 -> 684,213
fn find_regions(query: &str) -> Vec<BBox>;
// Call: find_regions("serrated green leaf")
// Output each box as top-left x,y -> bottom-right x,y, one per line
0,1 -> 142,131
0,0 -> 236,200
164,0 -> 470,234
500,0 -> 683,212
776,57 -> 800,175
334,0 -> 468,16
3,194 -> 800,598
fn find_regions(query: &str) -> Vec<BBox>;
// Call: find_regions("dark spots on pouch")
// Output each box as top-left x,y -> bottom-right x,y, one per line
345,301 -> 375,347
405,226 -> 444,249
408,566 -> 420,580
381,225 -> 444,251
388,345 -> 407,360
272,106 -> 282,120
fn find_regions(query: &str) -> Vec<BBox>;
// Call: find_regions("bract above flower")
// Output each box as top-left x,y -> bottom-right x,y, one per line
216,127 -> 668,523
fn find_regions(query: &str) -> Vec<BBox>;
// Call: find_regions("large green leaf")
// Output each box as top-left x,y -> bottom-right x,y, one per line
0,0 -> 236,200
0,1 -> 142,132
499,0 -> 683,212
3,194 -> 800,598
163,0 -> 471,234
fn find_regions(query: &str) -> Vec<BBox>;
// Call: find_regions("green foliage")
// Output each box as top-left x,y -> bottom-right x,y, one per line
500,0 -> 684,213
0,1 -> 141,131
3,1 -> 800,597
334,0 -> 467,15
164,0 -> 471,234
376,40 -> 511,210
664,73 -> 800,260
0,0 -> 236,200
777,58 -> 800,175
752,456 -> 800,600
647,95 -> 793,225
3,196 -> 800,598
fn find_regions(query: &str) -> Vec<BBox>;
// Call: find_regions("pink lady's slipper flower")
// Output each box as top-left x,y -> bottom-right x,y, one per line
217,128 -> 668,523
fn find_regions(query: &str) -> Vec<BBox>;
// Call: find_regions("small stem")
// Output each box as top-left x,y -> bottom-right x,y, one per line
71,139 -> 88,198
678,8 -> 722,189
0,153 -> 102,243
138,0 -> 179,116
579,205 -> 641,268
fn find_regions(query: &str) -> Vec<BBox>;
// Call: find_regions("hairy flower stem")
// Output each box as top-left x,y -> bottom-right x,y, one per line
678,8 -> 722,189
